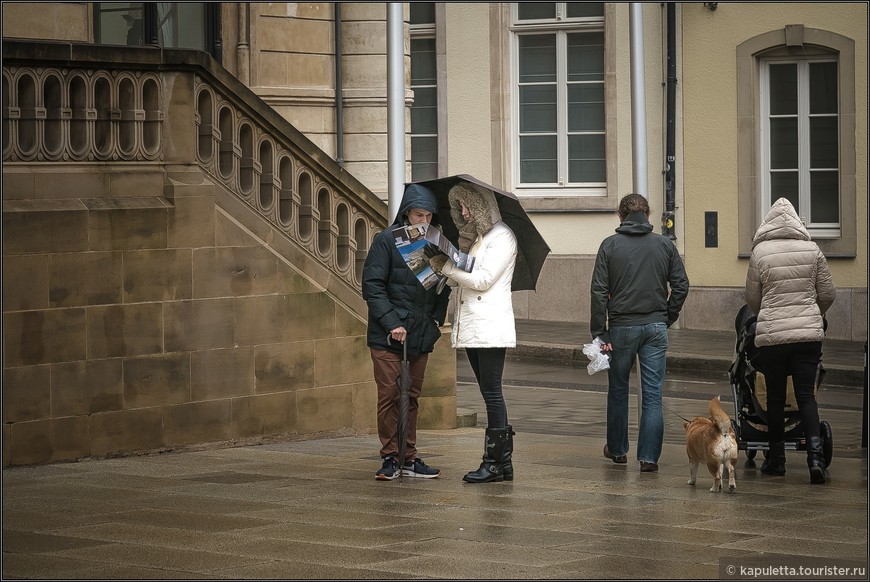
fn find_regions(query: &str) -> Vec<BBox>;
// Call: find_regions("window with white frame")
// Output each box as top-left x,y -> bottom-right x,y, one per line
761,57 -> 840,237
410,3 -> 438,181
512,2 -> 605,196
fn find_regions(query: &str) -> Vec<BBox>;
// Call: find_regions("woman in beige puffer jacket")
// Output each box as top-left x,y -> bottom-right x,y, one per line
745,197 -> 835,484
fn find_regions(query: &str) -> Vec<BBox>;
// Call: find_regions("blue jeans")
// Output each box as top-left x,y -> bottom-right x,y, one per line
606,323 -> 668,463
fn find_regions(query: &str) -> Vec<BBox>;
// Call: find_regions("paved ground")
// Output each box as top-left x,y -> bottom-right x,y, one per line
2,321 -> 867,580
512,319 -> 867,389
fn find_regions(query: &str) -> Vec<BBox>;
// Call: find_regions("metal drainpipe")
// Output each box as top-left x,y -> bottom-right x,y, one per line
387,3 -> 405,222
629,3 -> 649,198
629,3 -> 649,412
663,2 -> 677,240
334,3 -> 344,167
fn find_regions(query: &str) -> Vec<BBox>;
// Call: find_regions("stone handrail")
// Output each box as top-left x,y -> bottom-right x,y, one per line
2,40 -> 387,307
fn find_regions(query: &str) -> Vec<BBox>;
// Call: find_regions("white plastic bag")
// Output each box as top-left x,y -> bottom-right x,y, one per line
582,337 -> 610,375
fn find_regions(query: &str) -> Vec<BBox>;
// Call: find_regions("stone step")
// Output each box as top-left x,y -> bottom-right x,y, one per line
456,408 -> 478,428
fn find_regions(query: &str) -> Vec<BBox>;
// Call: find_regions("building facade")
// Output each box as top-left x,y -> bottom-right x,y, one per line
2,2 -> 866,465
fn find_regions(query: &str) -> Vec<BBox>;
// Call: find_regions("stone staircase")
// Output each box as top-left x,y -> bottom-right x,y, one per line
2,40 -> 457,467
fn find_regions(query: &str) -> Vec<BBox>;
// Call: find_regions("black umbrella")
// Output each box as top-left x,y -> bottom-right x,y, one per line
409,174 -> 551,291
395,337 -> 411,484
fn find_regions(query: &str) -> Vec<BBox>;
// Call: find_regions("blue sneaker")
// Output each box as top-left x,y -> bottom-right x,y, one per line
375,456 -> 400,481
402,458 -> 441,479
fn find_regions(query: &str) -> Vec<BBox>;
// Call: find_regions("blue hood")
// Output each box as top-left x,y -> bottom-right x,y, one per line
394,184 -> 440,226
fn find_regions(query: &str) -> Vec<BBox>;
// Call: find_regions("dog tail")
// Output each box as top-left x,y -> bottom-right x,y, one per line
709,395 -> 732,436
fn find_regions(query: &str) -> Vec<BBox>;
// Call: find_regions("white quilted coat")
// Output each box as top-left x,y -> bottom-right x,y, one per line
745,198 -> 836,347
442,221 -> 517,348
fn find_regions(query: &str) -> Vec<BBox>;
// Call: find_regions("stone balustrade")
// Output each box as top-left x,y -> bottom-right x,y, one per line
193,80 -> 378,288
2,42 -> 387,295
3,67 -> 163,163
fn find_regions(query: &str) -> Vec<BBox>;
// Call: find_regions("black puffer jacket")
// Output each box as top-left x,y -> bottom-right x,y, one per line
362,184 -> 451,356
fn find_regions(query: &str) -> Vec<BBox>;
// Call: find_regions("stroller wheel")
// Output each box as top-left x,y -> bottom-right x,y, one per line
820,420 -> 833,468
746,449 -> 757,460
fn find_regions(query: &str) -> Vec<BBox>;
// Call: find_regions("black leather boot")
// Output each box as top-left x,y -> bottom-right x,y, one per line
807,436 -> 826,484
761,441 -> 786,476
502,426 -> 515,481
463,427 -> 508,483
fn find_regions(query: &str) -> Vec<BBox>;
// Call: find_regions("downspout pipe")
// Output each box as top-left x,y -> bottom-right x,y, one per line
629,3 -> 650,409
387,2 -> 405,222
663,2 -> 677,239
629,3 -> 649,198
334,3 -> 344,166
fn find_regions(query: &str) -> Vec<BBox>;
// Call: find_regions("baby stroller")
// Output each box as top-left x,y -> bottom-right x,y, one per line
728,304 -> 833,466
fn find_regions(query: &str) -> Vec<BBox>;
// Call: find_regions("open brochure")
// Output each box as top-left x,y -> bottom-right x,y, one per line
390,222 -> 475,290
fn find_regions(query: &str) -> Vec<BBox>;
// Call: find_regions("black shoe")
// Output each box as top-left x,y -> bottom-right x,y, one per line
807,436 -> 826,484
402,458 -> 441,479
603,444 -> 627,464
761,459 -> 786,476
761,441 -> 786,476
463,460 -> 503,483
464,427 -> 509,484
375,456 -> 400,481
640,462 -> 659,473
502,426 -> 515,481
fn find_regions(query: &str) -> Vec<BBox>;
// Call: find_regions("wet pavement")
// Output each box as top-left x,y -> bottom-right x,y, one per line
457,355 -> 867,459
2,321 -> 867,579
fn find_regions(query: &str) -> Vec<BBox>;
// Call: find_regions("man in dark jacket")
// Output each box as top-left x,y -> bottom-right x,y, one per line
362,183 -> 450,480
590,193 -> 689,473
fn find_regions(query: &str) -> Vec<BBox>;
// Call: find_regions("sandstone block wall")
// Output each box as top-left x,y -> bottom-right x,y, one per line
2,172 -> 458,467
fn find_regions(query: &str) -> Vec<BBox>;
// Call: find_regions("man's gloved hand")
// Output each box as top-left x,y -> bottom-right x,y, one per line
428,254 -> 448,274
457,222 -> 478,253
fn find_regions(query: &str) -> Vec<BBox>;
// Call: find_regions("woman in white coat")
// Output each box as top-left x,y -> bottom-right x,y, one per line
430,182 -> 518,483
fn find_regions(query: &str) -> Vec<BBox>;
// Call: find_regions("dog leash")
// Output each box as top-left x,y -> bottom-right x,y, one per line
662,402 -> 691,423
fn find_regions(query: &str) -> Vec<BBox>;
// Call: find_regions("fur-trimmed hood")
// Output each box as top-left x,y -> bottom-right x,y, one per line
447,183 -> 502,237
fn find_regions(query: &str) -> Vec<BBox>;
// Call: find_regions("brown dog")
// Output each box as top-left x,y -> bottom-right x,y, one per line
683,395 -> 739,492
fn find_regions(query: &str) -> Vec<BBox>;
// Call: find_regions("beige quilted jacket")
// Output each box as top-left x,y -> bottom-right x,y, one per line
745,198 -> 836,347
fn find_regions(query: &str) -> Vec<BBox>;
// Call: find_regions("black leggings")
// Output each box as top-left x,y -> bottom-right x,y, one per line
465,347 -> 508,428
753,341 -> 823,445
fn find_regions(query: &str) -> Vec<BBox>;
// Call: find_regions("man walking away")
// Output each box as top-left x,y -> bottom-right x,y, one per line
590,193 -> 689,473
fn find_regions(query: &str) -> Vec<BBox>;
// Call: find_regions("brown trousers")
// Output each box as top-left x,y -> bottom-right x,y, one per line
370,348 -> 428,462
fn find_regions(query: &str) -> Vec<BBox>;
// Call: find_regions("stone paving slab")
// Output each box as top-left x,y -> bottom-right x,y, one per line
3,426 -> 867,580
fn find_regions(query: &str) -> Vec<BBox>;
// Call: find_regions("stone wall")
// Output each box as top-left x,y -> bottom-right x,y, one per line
1,172 -> 457,467
245,3 -> 399,201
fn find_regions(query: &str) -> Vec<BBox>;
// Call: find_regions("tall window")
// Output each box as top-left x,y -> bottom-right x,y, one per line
410,3 -> 438,180
761,58 -> 839,236
737,28 -> 855,257
513,2 -> 605,194
95,3 -> 221,61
